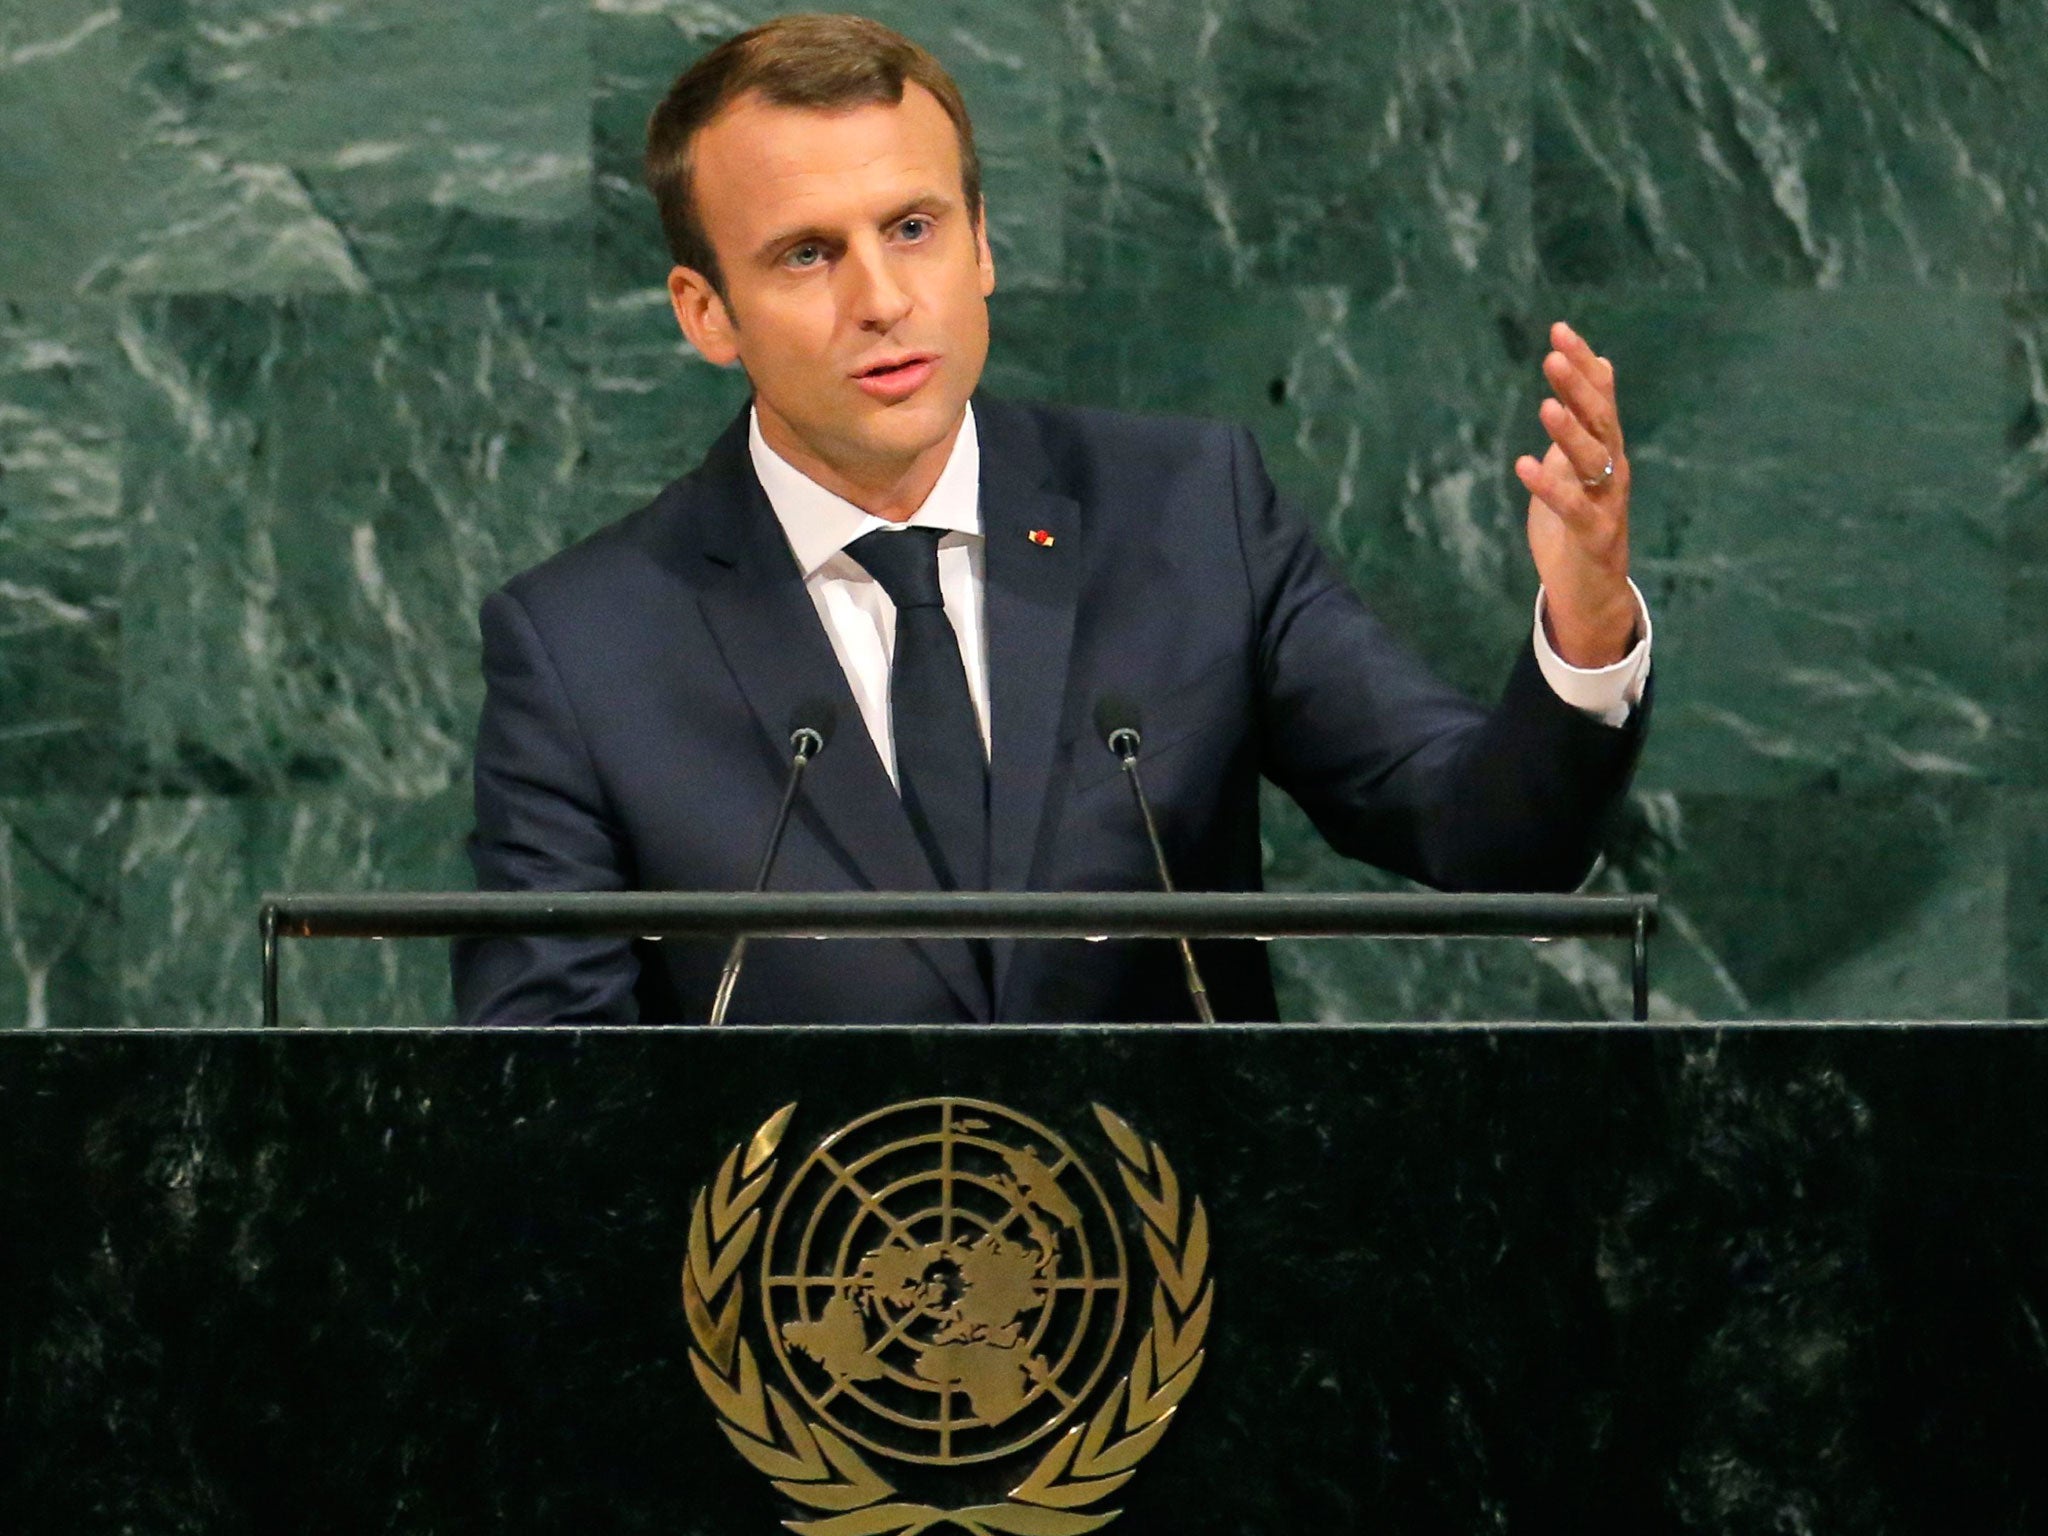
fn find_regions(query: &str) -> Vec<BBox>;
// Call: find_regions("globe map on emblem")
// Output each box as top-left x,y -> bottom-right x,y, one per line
760,1098 -> 1130,1466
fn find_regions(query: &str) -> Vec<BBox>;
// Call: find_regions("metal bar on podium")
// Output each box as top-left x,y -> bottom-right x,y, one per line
257,890 -> 1660,1028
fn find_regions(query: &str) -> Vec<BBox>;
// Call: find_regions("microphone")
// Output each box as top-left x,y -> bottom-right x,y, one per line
1094,695 -> 1216,1024
708,701 -> 836,1025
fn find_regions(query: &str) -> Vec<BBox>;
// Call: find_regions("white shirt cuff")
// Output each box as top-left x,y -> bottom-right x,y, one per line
1532,579 -> 1652,728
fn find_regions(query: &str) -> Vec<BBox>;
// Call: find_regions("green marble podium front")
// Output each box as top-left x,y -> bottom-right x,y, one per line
6,1019 -> 2047,1534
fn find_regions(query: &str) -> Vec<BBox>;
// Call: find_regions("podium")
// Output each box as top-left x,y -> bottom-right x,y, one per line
6,897 -> 2047,1532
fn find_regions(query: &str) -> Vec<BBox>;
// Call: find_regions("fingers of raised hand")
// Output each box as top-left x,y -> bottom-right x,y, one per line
1550,321 -> 1618,399
1541,321 -> 1627,487
1519,447 -> 1630,555
1516,445 -> 1593,523
1514,445 -> 1564,507
1550,320 -> 1605,374
1539,397 -> 1612,487
1541,347 -> 1618,452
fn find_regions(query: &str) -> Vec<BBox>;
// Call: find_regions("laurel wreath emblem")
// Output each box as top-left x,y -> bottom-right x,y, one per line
682,1102 -> 1211,1535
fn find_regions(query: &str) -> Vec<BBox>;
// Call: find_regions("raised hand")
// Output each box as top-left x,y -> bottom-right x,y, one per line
1514,320 -> 1637,669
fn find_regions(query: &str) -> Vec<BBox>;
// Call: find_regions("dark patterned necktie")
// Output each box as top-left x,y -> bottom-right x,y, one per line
845,527 -> 988,892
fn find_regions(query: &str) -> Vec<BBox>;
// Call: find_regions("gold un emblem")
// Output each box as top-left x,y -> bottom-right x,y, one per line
683,1097 -> 1213,1534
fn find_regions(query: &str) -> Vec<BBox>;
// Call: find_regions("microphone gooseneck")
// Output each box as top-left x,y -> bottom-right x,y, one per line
708,704 -> 836,1026
1096,696 -> 1216,1024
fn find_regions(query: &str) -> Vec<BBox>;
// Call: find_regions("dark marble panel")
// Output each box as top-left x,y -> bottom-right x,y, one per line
2026,76 -> 2048,290
119,791 -> 469,1030
1271,774 -> 2009,1027
0,798 -> 122,1029
1061,0 -> 1534,298
583,293 -> 754,517
0,3 -> 145,297
982,288 -> 1074,401
116,0 -> 591,293
1573,289 -> 2006,795
593,0 -> 1068,302
0,0 -> 407,297
118,291 -> 590,799
590,0 -> 711,303
1655,785 -> 2005,1021
0,303 -> 123,793
2011,792 -> 2048,1019
1536,0 -> 2046,289
2010,298 -> 2048,787
6,1027 -> 2048,1533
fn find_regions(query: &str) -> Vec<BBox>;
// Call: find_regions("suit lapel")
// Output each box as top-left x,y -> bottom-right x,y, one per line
680,409 -> 989,1020
977,399 -> 1083,1013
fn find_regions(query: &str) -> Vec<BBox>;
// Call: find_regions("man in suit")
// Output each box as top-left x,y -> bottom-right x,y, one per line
453,15 -> 1651,1026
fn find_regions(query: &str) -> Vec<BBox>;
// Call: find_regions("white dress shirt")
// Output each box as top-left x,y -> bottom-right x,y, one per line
750,407 -> 990,787
748,404 -> 1652,783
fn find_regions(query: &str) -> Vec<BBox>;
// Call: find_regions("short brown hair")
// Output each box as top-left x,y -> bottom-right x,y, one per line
643,13 -> 983,298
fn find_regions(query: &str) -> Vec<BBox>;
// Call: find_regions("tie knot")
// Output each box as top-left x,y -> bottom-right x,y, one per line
846,527 -> 946,610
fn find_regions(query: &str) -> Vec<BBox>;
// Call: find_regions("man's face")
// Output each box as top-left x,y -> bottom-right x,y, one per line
669,84 -> 995,504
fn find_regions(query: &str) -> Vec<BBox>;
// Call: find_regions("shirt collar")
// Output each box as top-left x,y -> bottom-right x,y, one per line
748,402 -> 982,580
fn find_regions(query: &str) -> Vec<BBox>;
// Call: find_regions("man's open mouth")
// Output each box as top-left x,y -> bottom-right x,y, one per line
857,354 -> 934,379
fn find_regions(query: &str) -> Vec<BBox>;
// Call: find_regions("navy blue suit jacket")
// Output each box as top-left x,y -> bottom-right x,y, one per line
453,396 -> 1647,1024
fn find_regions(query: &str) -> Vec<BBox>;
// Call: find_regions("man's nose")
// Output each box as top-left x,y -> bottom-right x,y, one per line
843,240 -> 913,330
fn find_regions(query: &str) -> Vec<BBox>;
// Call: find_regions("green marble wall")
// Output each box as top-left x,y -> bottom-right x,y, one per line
2,0 -> 2042,1026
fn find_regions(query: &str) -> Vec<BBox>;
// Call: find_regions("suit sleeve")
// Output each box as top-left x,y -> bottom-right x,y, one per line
1231,426 -> 1648,892
450,587 -> 643,1023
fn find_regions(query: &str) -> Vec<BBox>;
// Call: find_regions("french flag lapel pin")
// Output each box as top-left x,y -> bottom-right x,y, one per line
1027,528 -> 1055,547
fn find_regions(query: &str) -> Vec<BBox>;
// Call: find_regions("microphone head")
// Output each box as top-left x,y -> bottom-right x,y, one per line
1094,694 -> 1142,759
789,698 -> 838,761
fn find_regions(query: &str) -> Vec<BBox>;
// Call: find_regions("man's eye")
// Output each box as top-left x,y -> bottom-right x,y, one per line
785,243 -> 825,268
898,217 -> 931,241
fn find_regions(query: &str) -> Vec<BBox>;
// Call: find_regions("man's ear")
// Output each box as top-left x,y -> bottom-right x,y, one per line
974,200 -> 996,297
668,265 -> 739,366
